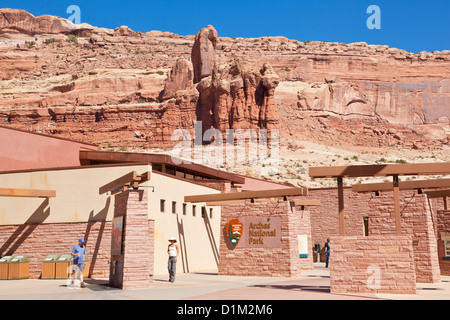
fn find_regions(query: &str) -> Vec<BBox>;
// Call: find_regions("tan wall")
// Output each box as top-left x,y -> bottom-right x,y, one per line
149,172 -> 221,276
0,164 -> 151,225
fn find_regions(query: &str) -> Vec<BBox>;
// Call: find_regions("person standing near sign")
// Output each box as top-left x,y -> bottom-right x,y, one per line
167,237 -> 179,282
324,238 -> 330,268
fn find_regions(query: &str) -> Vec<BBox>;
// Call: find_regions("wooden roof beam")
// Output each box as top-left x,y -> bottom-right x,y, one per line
205,198 -> 320,206
309,162 -> 450,178
99,170 -> 151,195
293,199 -> 321,206
424,189 -> 450,198
0,188 -> 56,198
352,178 -> 450,193
80,150 -> 246,184
185,187 -> 307,203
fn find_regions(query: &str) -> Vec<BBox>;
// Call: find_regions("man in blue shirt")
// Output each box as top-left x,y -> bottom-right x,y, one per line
324,238 -> 330,268
70,238 -> 87,288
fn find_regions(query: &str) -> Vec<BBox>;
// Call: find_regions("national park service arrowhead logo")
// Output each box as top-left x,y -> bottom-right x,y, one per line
226,218 -> 244,247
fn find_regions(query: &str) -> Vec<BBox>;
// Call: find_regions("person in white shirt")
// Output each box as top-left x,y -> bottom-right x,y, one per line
167,237 -> 179,282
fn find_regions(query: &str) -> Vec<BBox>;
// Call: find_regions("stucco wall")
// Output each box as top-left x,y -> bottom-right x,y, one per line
149,172 -> 221,275
0,164 -> 151,225
0,126 -> 97,172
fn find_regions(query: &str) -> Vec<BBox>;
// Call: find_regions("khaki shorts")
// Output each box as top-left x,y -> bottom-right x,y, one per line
73,263 -> 85,272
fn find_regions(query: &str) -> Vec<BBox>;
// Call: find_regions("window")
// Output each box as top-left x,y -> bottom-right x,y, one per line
445,240 -> 450,258
172,201 -> 177,214
363,217 -> 369,236
192,205 -> 196,217
160,199 -> 165,213
201,207 -> 206,218
209,208 -> 213,219
183,203 -> 187,215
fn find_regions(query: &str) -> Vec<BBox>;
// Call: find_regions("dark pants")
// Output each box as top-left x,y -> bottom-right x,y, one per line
325,251 -> 330,268
168,256 -> 177,282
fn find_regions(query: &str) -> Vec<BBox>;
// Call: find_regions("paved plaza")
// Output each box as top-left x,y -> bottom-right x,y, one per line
0,263 -> 449,300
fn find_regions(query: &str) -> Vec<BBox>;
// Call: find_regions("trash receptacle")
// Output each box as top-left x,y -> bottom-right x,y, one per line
314,242 -> 321,263
83,256 -> 90,278
8,256 -> 29,280
0,256 -> 13,280
42,254 -> 60,279
55,254 -> 73,279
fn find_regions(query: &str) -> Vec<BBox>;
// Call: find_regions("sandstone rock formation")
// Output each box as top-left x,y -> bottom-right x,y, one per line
191,25 -> 218,83
197,58 -> 280,132
159,58 -> 194,101
0,8 -> 99,37
0,8 -> 73,35
159,26 -> 280,138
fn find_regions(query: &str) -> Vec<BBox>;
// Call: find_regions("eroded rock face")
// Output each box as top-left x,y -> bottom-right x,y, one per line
275,79 -> 450,126
161,25 -> 280,136
159,58 -> 194,101
0,8 -> 88,35
191,25 -> 218,83
197,58 -> 280,132
0,9 -> 447,150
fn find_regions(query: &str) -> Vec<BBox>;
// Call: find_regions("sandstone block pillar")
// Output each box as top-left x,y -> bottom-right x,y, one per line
330,235 -> 416,294
110,190 -> 153,290
437,209 -> 450,276
368,193 -> 441,283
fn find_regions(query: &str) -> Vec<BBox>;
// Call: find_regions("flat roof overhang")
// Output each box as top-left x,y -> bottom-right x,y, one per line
0,125 -> 98,149
80,150 -> 246,185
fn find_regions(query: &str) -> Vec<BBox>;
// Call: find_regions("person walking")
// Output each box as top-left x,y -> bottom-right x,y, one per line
324,238 -> 330,268
70,238 -> 87,288
167,237 -> 179,283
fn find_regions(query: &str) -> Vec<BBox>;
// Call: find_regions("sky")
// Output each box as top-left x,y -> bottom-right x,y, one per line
1,0 -> 449,53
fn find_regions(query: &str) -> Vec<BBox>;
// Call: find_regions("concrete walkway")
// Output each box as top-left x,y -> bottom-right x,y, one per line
0,263 -> 449,300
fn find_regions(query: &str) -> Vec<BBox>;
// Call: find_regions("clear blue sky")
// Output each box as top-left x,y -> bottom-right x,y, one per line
2,0 -> 449,53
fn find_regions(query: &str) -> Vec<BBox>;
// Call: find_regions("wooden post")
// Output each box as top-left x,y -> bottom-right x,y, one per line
393,175 -> 402,235
337,177 -> 345,236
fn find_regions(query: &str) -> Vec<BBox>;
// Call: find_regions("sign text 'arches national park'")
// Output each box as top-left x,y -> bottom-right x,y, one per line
225,217 -> 281,248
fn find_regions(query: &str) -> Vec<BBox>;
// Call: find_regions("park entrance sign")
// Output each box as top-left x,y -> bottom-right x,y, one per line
225,219 -> 243,247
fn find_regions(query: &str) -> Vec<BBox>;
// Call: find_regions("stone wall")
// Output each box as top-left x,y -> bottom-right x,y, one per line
0,189 -> 155,285
308,187 -> 443,282
307,188 -> 371,246
330,235 -> 416,294
367,193 -> 441,283
218,201 -> 312,277
0,220 -> 112,279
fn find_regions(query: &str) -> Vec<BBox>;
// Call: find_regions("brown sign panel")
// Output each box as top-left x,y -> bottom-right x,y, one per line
240,217 -> 282,248
111,216 -> 124,255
